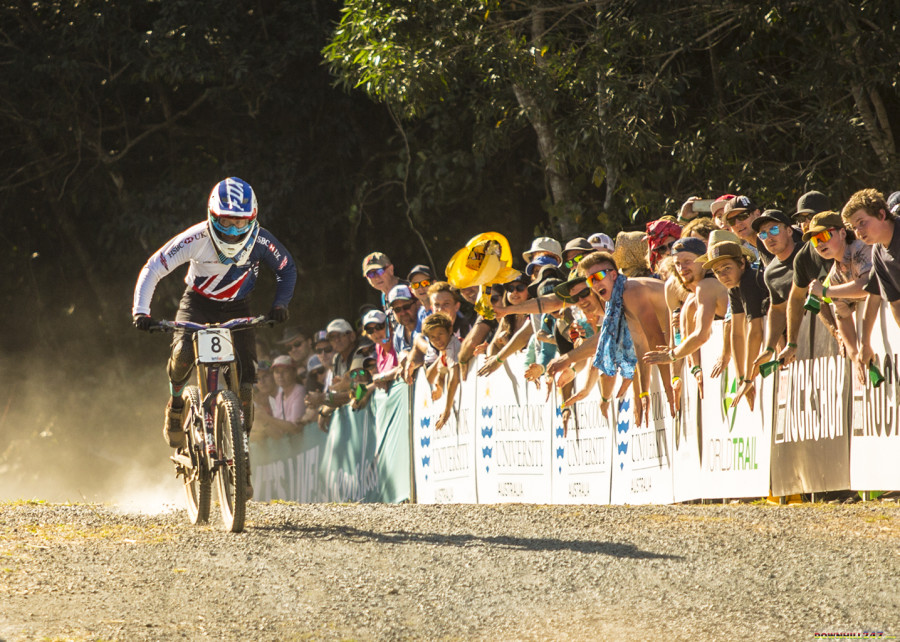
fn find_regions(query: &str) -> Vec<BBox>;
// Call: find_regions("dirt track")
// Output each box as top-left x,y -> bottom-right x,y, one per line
1,500 -> 898,641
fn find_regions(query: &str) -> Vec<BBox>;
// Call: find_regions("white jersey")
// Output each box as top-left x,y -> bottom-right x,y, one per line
132,222 -> 296,316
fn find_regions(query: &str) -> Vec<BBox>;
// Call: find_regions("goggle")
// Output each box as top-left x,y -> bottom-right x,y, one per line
364,322 -> 386,333
563,254 -> 585,269
586,269 -> 613,287
725,211 -> 753,225
211,215 -> 254,237
392,301 -> 416,313
810,229 -> 834,248
757,225 -> 782,241
504,282 -> 527,293
569,287 -> 592,302
365,267 -> 386,279
410,279 -> 432,290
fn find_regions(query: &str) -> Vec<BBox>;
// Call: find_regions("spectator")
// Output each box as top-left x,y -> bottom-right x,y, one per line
612,231 -> 652,277
779,190 -> 838,367
362,308 -> 400,383
841,190 -> 898,375
643,219 -> 682,273
421,312 -> 462,430
523,236 -> 563,265
573,251 -> 675,423
644,237 -> 728,405
254,355 -> 306,438
325,318 -> 365,395
723,196 -> 767,264
587,233 -> 615,253
389,284 -> 422,358
427,281 -> 472,339
277,325 -> 311,382
805,211 -> 873,377
525,254 -> 560,280
681,216 -> 717,242
751,209 -> 800,369
699,233 -> 768,409
311,329 -> 334,378
561,237 -> 595,272
408,264 -> 435,314
252,359 -> 277,438
484,272 -> 531,358
523,278 -> 564,388
710,194 -> 737,230
458,284 -> 504,379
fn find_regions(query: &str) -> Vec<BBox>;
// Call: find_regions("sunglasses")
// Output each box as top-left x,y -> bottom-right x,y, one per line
392,301 -> 416,313
569,287 -> 592,302
586,269 -> 613,287
793,214 -> 812,224
364,322 -> 386,333
490,294 -> 502,305
365,267 -> 386,279
349,367 -> 367,379
316,346 -> 334,354
410,279 -> 432,290
757,225 -> 782,241
725,211 -> 753,225
563,254 -> 585,269
504,282 -> 527,293
810,229 -> 834,248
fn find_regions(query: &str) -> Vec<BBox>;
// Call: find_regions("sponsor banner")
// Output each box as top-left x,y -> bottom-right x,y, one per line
671,359 -> 703,503
609,375 -> 675,505
250,383 -> 411,503
475,351 -> 553,503
849,308 -> 900,491
771,352 -> 850,495
549,368 -> 613,505
412,367 -> 478,504
697,323 -> 771,499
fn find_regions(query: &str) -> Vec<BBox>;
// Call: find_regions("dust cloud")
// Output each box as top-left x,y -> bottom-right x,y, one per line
0,354 -> 183,513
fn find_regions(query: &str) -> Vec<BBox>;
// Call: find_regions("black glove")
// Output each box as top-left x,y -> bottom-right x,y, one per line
133,314 -> 153,332
268,306 -> 289,323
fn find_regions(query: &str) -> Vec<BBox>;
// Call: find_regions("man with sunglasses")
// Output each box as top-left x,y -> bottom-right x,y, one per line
561,237 -> 595,272
407,264 -> 434,314
277,325 -> 311,382
778,190 -> 839,367
723,196 -> 771,265
749,210 -> 800,371
574,252 -> 675,423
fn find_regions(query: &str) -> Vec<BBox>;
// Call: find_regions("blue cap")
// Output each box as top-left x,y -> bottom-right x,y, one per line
525,254 -> 560,277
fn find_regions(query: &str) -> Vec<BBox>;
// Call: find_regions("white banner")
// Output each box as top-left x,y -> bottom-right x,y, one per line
549,368 -> 613,504
412,367 -> 478,503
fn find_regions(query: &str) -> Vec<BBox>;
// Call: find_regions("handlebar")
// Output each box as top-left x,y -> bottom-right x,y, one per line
148,315 -> 274,333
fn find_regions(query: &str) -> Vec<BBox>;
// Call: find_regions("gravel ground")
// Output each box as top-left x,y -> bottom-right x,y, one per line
0,500 -> 898,641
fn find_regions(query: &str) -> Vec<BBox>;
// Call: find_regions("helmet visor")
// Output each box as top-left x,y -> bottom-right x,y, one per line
211,214 -> 253,240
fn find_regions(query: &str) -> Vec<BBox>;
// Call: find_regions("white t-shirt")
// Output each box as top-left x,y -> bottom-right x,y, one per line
270,383 -> 306,424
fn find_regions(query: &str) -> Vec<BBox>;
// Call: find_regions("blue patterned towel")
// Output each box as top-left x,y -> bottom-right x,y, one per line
592,274 -> 636,380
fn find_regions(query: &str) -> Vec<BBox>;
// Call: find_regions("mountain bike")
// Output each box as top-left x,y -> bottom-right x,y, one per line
151,315 -> 271,532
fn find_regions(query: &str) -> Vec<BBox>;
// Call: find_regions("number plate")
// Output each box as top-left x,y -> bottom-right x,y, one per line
196,328 -> 234,363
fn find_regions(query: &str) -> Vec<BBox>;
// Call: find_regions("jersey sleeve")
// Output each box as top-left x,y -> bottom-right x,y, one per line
256,229 -> 298,309
131,225 -> 204,316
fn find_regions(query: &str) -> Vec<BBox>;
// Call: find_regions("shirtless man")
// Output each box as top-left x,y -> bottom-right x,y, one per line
643,238 -> 728,407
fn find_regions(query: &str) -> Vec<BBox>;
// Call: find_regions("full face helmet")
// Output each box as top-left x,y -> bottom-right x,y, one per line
207,177 -> 260,264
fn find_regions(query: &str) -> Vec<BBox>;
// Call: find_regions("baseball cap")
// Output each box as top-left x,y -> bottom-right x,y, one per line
670,237 -> 706,256
794,191 -> 830,217
523,236 -> 563,263
362,252 -> 391,276
313,330 -> 328,344
586,233 -> 614,252
723,195 -> 757,217
525,254 -> 560,277
887,191 -> 900,215
387,284 -> 414,304
751,209 -> 792,233
407,264 -> 433,281
326,318 -> 353,335
362,309 -> 387,327
802,211 -> 844,242
710,194 -> 737,219
306,354 -> 325,372
272,355 -> 295,369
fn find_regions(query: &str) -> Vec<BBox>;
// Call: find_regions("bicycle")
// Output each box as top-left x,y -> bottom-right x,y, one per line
151,315 -> 271,532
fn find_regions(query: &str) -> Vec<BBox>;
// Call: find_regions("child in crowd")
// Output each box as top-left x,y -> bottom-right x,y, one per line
421,313 -> 461,430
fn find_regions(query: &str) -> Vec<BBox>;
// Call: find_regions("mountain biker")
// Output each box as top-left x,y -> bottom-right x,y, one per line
131,177 -> 297,454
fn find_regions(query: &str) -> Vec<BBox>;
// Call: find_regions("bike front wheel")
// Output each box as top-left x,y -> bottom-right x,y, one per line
181,386 -> 211,525
214,390 -> 247,532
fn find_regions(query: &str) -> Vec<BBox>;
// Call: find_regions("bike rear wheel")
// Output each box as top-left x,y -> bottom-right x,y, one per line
181,386 -> 211,524
214,390 -> 247,532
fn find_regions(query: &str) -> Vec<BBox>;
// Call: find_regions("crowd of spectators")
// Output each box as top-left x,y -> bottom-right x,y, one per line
251,188 -> 900,446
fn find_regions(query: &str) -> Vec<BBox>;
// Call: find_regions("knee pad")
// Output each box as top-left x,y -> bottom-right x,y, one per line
167,336 -> 195,387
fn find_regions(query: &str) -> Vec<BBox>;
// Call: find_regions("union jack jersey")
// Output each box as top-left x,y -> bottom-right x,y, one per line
132,222 -> 297,316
